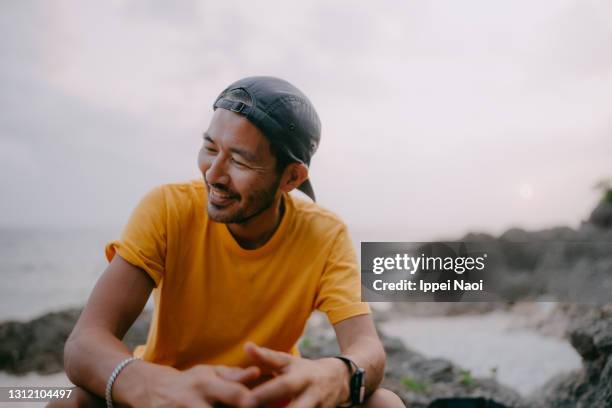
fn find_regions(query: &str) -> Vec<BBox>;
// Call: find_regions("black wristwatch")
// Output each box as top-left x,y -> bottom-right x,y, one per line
333,356 -> 365,407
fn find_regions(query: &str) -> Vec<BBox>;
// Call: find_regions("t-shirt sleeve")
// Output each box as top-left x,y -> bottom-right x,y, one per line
314,225 -> 371,325
104,186 -> 167,286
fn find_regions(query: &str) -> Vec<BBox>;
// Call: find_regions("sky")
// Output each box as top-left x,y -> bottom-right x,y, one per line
1,0 -> 611,240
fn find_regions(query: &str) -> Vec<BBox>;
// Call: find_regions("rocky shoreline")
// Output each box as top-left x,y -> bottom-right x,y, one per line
1,303 -> 610,407
0,308 -> 151,375
529,306 -> 612,407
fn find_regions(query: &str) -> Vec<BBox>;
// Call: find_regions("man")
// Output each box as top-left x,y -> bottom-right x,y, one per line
58,77 -> 404,407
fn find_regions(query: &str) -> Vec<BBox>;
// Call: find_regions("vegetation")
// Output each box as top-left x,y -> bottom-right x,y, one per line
402,376 -> 428,393
459,369 -> 476,388
300,337 -> 312,349
594,179 -> 612,203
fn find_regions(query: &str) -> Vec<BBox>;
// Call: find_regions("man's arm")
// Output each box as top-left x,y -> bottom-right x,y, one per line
64,254 -> 260,408
63,254 -> 157,405
332,314 -> 386,399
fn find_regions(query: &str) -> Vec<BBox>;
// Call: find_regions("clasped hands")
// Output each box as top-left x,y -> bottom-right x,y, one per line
147,342 -> 350,408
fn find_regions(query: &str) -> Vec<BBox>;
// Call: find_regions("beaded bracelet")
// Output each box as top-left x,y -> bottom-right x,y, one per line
105,357 -> 140,408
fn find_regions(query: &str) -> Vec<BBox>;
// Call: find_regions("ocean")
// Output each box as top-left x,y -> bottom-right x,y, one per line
0,227 -> 120,322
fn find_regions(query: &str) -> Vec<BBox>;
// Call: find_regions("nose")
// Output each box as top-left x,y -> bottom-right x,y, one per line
204,153 -> 230,186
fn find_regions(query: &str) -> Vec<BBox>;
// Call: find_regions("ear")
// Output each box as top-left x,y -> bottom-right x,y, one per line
279,163 -> 309,193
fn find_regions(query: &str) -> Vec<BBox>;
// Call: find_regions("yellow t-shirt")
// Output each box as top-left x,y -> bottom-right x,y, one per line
105,180 -> 370,369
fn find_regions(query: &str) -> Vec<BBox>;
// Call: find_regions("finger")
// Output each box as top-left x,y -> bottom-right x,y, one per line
244,342 -> 292,372
199,377 -> 257,408
242,373 -> 277,390
191,400 -> 214,408
215,365 -> 261,384
288,389 -> 320,408
251,374 -> 305,406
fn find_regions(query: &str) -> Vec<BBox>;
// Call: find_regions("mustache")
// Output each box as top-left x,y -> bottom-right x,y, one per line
205,179 -> 240,198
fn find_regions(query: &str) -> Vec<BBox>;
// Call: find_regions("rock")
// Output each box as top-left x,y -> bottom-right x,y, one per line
592,319 -> 612,354
568,316 -> 612,360
570,329 -> 598,360
376,208 -> 612,308
589,200 -> 612,228
300,322 -> 528,408
0,309 -> 151,375
0,309 -> 81,374
379,333 -> 527,408
123,310 -> 152,350
412,358 -> 454,383
531,312 -> 612,407
427,397 -> 513,407
602,355 -> 612,384
455,221 -> 612,304
390,302 -> 510,318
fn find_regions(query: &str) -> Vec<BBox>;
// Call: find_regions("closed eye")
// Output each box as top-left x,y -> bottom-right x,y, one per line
231,157 -> 251,169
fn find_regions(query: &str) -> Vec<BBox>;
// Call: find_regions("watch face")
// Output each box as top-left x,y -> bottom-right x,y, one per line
353,368 -> 366,404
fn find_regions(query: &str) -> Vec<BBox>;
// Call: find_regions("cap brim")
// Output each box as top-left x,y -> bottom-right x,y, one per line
297,179 -> 316,202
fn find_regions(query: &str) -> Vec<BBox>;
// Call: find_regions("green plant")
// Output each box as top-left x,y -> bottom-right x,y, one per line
459,370 -> 476,388
401,376 -> 428,393
594,179 -> 612,204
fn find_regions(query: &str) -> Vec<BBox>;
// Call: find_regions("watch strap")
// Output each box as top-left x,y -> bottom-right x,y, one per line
333,356 -> 365,407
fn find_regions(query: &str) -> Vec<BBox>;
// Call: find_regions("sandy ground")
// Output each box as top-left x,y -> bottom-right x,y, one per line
379,309 -> 582,396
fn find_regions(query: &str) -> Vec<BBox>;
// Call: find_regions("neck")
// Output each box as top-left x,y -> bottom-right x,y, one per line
227,194 -> 285,249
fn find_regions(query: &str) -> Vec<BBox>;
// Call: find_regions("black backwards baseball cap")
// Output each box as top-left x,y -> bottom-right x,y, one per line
213,76 -> 321,201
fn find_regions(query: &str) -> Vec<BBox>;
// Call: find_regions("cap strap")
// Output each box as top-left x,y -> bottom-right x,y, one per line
213,98 -> 251,115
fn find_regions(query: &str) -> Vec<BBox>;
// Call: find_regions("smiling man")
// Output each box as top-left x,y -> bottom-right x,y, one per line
58,77 -> 404,407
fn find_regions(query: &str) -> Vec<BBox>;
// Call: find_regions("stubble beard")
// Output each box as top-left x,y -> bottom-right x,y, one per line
206,176 -> 281,225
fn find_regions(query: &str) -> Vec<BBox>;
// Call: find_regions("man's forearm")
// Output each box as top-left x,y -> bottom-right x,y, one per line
340,336 -> 386,397
64,327 -> 167,407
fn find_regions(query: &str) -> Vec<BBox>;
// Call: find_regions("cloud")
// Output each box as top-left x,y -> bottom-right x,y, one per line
0,0 -> 610,237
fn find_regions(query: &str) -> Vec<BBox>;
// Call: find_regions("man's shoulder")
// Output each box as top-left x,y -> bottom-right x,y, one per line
290,194 -> 348,235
